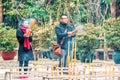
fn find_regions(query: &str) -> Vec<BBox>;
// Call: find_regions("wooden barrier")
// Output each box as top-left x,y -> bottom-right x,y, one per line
1,58 -> 120,80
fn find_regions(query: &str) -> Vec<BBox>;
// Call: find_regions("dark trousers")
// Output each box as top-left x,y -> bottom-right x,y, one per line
19,61 -> 29,71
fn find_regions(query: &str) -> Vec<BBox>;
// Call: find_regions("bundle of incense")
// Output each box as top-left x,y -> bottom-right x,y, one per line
30,19 -> 36,29
72,27 -> 80,33
25,28 -> 32,36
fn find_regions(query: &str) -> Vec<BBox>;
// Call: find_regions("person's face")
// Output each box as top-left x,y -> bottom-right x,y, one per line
23,21 -> 29,28
60,16 -> 68,24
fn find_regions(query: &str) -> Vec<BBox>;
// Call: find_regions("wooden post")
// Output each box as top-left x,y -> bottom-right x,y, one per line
104,31 -> 108,60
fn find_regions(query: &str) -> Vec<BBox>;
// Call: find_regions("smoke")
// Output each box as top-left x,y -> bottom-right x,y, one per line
74,23 -> 84,34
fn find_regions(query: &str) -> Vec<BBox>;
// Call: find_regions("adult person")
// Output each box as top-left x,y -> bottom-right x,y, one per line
55,14 -> 76,67
16,20 -> 34,72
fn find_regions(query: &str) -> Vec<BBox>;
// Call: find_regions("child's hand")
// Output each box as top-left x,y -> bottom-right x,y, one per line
24,29 -> 32,37
24,33 -> 29,37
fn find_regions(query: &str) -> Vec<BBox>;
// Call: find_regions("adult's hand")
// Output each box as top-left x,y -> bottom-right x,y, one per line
67,32 -> 74,37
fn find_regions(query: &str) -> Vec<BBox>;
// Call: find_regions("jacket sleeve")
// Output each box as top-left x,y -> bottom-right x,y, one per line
16,29 -> 24,44
55,27 -> 68,38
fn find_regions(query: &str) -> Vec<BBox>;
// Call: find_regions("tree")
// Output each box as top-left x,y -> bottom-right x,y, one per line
110,0 -> 116,18
116,0 -> 120,17
0,0 -> 2,23
110,0 -> 120,18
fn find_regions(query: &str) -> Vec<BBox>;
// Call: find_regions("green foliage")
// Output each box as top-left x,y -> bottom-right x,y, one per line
2,0 -> 112,28
0,24 -> 17,50
0,38 -> 16,50
3,14 -> 18,28
76,23 -> 100,55
101,0 -> 110,4
103,17 -> 120,51
32,25 -> 56,50
40,31 -> 51,48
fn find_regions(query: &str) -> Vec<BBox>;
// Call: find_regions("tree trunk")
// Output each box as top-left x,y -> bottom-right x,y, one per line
116,1 -> 120,17
110,0 -> 116,18
0,0 -> 2,23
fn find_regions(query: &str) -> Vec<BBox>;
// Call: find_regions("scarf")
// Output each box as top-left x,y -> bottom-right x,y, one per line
20,25 -> 31,50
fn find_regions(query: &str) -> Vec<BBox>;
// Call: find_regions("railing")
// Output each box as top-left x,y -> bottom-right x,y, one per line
0,59 -> 120,80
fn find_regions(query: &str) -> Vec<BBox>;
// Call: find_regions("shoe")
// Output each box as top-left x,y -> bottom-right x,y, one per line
19,75 -> 28,79
63,72 -> 68,75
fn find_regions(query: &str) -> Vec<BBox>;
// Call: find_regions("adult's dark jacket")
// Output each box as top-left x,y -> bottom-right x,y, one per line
55,22 -> 75,50
16,28 -> 34,61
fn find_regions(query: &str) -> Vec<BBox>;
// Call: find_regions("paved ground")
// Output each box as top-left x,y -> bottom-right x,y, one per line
0,55 -> 120,80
